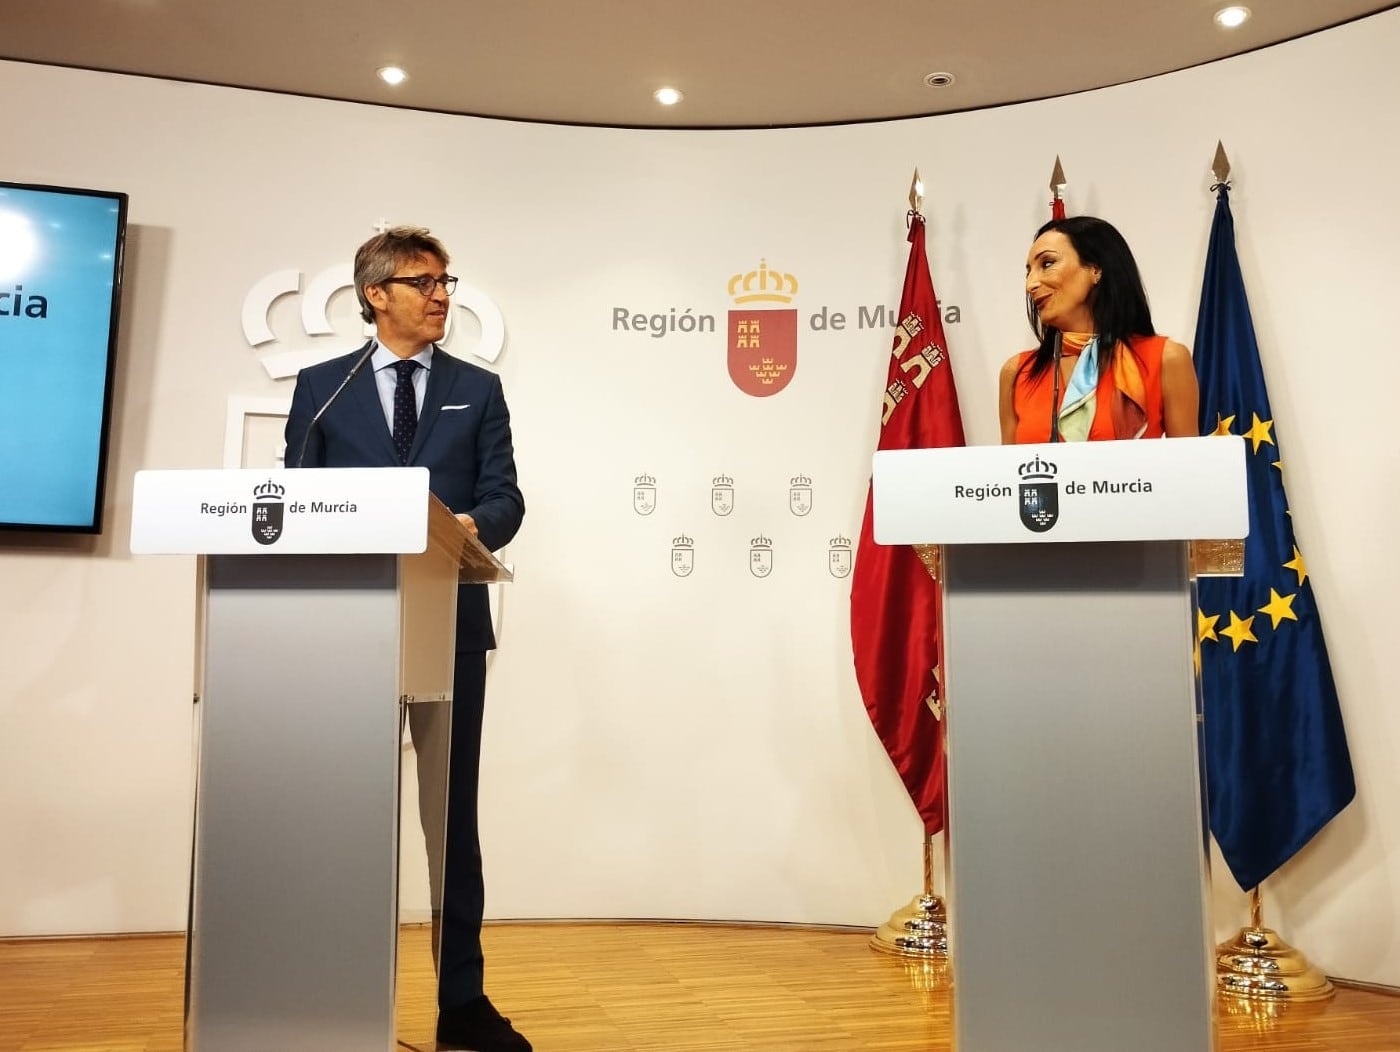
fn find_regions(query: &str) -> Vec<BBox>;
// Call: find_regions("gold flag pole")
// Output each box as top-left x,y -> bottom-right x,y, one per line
1216,886 -> 1334,1001
870,832 -> 949,958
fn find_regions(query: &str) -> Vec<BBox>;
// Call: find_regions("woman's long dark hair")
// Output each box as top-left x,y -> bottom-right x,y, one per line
1022,216 -> 1155,380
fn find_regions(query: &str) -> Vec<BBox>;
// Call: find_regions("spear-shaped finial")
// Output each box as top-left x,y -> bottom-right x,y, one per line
1212,141 -> 1231,185
909,168 -> 925,214
1049,156 -> 1067,219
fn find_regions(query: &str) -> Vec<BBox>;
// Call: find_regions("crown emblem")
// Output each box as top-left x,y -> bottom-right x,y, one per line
728,259 -> 799,305
712,474 -> 734,486
634,473 -> 656,486
830,535 -> 852,548
790,474 -> 812,487
750,534 -> 773,548
672,534 -> 693,548
1018,455 -> 1058,481
253,480 -> 286,499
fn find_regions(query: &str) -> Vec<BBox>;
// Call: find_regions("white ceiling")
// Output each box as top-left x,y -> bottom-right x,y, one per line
3,1 -> 1395,128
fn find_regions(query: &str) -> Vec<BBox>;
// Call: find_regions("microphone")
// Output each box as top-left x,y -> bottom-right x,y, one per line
292,342 -> 376,469
1048,331 -> 1063,443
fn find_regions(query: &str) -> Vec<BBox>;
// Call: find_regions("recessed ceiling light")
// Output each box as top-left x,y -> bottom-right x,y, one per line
377,66 -> 408,86
1214,6 -> 1251,29
654,86 -> 684,106
924,71 -> 956,88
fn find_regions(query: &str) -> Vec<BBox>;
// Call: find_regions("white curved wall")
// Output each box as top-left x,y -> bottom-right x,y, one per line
1,10 -> 1396,984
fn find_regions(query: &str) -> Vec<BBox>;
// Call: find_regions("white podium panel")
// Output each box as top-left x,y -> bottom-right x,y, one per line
872,436 -> 1246,545
131,467 -> 431,554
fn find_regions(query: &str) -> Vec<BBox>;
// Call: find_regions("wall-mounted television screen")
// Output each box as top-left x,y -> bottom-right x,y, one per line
0,180 -> 127,533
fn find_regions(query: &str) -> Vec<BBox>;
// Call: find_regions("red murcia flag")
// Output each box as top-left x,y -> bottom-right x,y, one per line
727,260 -> 798,397
850,212 -> 966,834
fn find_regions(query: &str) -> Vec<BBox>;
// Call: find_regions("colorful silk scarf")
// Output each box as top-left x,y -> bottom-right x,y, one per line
1055,333 -> 1148,441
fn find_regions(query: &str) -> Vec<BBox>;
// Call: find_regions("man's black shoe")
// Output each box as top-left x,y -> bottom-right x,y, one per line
435,995 -> 532,1052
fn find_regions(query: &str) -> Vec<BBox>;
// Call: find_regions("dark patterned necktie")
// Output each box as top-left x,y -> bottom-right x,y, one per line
391,359 -> 421,464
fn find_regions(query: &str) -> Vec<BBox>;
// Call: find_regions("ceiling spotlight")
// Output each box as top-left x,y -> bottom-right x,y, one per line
653,86 -> 684,106
1214,6 -> 1251,29
377,66 -> 408,86
923,71 -> 956,88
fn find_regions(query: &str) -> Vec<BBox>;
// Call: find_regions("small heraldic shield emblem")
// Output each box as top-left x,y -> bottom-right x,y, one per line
633,473 -> 657,516
749,535 -> 774,578
252,479 -> 286,545
828,535 -> 853,579
671,534 -> 694,577
789,474 -> 813,517
710,475 -> 734,517
1018,455 -> 1059,533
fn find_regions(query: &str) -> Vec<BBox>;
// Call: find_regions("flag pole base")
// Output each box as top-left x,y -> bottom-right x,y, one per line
1216,926 -> 1334,1002
869,892 -> 949,958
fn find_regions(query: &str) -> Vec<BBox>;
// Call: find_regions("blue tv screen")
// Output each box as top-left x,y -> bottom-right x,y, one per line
0,181 -> 127,533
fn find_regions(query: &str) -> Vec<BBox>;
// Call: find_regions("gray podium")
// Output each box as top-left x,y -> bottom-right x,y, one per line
872,437 -> 1247,1052
132,467 -> 511,1052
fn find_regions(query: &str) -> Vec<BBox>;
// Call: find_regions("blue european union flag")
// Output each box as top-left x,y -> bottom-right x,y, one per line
1194,184 -> 1355,891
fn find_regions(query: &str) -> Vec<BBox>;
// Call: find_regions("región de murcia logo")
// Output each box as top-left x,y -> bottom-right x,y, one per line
727,260 -> 798,397
1018,456 -> 1059,533
252,480 -> 286,545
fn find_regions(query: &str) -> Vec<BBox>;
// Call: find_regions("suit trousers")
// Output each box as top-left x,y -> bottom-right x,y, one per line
407,650 -> 487,1009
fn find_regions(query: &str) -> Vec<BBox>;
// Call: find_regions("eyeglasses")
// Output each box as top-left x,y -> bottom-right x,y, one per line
381,274 -> 458,296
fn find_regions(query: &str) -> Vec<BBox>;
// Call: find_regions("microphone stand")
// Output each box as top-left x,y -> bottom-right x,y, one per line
292,342 -> 377,469
1048,331 -> 1063,443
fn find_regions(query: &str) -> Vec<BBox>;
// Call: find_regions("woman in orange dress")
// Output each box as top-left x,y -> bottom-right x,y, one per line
999,216 -> 1199,444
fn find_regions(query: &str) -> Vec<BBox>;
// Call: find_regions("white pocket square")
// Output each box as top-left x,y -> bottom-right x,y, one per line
441,403 -> 472,411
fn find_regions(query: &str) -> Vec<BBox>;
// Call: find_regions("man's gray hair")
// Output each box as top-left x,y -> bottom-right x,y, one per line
353,226 -> 451,323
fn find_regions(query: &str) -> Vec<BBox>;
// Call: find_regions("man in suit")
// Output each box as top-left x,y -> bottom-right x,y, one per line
285,227 -> 528,1052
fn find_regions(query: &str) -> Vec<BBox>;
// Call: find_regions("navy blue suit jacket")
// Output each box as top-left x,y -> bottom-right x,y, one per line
285,342 -> 524,651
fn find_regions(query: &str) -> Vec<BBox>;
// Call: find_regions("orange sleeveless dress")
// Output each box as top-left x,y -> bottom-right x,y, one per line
1012,334 -> 1167,444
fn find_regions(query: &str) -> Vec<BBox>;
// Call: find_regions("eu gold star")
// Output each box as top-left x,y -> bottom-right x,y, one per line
1283,546 -> 1308,586
1243,412 -> 1276,454
1220,611 -> 1258,652
1257,589 -> 1299,630
1194,609 -> 1220,675
1197,609 -> 1220,643
1211,413 -> 1237,437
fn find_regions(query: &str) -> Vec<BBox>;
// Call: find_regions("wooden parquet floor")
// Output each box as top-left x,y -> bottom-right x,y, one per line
0,923 -> 1396,1051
